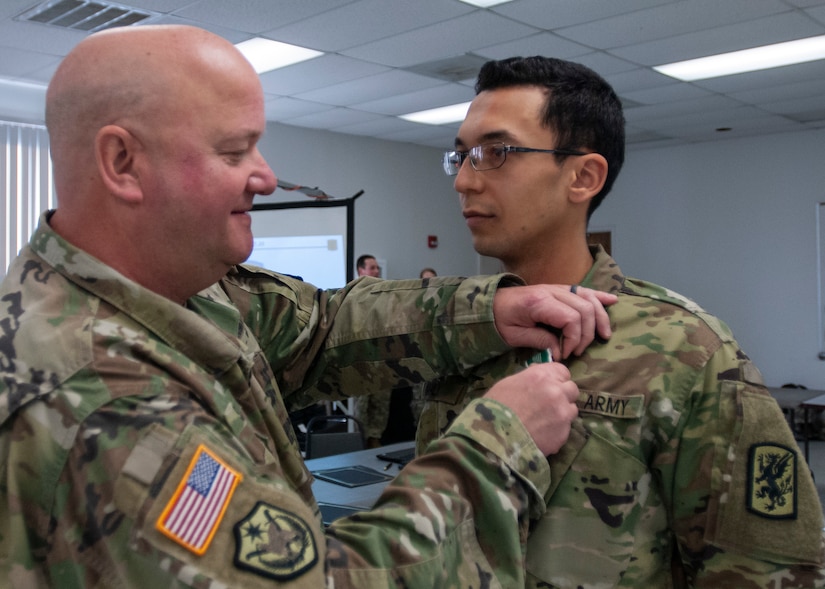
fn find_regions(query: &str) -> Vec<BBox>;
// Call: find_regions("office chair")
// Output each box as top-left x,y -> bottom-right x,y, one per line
305,414 -> 366,459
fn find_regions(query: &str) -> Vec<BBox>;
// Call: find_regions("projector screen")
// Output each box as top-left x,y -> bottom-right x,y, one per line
248,200 -> 355,289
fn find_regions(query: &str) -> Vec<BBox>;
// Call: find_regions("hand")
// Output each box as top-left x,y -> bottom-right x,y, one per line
492,285 -> 616,360
484,362 -> 579,456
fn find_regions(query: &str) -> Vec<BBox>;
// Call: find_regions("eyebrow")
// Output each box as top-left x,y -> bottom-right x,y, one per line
215,129 -> 262,148
454,130 -> 516,149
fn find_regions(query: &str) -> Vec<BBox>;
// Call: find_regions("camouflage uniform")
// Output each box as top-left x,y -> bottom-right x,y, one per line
0,214 -> 550,588
353,390 -> 392,440
410,382 -> 430,424
419,246 -> 825,588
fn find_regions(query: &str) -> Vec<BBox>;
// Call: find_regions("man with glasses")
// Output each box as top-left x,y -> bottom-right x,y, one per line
421,56 -> 825,587
0,32 -> 620,587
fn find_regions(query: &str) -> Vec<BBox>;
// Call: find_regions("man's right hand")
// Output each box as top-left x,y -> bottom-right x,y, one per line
484,362 -> 579,456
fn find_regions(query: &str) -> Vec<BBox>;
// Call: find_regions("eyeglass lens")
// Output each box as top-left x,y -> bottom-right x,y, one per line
442,144 -> 506,176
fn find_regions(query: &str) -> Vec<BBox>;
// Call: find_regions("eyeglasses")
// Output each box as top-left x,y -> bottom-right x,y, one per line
442,142 -> 586,176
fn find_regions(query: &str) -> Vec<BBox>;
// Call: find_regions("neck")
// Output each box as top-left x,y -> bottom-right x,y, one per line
50,208 -> 202,305
504,238 -> 593,286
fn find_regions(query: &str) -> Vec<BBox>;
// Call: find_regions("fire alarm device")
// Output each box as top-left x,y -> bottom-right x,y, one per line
428,235 -> 438,248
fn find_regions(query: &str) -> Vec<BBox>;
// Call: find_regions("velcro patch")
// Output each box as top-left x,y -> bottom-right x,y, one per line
156,444 -> 242,555
233,501 -> 318,580
747,443 -> 797,519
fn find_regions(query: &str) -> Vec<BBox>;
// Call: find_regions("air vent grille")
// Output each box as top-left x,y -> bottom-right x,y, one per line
405,54 -> 490,83
17,0 -> 158,33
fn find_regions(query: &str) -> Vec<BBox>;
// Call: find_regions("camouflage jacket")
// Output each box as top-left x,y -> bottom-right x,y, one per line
0,214 -> 550,588
418,246 -> 825,588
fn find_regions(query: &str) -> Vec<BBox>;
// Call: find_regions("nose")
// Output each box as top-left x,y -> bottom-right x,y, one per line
453,156 -> 480,195
249,149 -> 277,196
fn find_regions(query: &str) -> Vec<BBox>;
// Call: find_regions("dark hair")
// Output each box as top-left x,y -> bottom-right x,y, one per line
475,56 -> 625,217
356,254 -> 375,269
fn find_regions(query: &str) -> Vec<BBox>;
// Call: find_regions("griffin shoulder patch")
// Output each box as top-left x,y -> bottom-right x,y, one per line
747,443 -> 797,519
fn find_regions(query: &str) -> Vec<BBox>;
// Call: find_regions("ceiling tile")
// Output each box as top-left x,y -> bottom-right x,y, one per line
624,124 -> 675,145
282,107 -> 384,129
2,0 -> 45,19
353,83 -> 474,116
13,58 -> 61,84
603,67 -> 675,94
295,70 -> 444,107
759,95 -> 825,119
690,59 -> 825,94
491,0 -> 676,29
805,4 -> 825,23
334,116 -> 424,137
612,10 -> 825,65
474,31 -> 592,61
574,52 -> 639,76
0,18 -> 84,56
647,111 -> 805,141
624,95 -> 743,124
264,0 -> 473,52
555,0 -> 789,50
150,13 -> 252,43
0,45 -> 60,77
259,54 -> 388,96
116,0 -> 194,12
0,1 -> 822,148
621,82 -> 712,105
173,0 -> 352,34
727,77 -> 825,104
785,0 -> 825,7
265,97 -> 335,121
378,124 -> 458,147
340,10 -> 539,68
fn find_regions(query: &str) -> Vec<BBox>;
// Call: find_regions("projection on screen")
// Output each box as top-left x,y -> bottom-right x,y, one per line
247,205 -> 349,290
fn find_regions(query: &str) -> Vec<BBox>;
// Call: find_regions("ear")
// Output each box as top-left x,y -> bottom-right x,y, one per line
569,153 -> 608,205
95,125 -> 144,204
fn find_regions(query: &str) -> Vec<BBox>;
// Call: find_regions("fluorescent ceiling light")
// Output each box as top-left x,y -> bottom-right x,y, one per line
654,35 -> 825,81
235,37 -> 323,74
458,0 -> 514,7
399,101 -> 472,125
0,78 -> 47,91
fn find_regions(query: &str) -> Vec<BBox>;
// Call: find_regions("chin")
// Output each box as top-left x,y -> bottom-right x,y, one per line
234,234 -> 254,259
224,245 -> 253,269
473,239 -> 498,258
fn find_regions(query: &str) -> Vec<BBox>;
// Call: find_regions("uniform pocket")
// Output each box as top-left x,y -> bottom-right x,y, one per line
526,425 -> 662,588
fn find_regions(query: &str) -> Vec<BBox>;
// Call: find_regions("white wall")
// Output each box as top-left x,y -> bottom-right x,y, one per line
592,127 -> 825,388
260,123 -> 825,388
257,122 -> 477,280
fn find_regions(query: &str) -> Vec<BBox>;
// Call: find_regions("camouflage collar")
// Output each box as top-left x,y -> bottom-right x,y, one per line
580,245 -> 625,295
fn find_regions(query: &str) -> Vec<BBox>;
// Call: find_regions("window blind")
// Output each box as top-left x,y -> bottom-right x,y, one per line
1,121 -> 54,278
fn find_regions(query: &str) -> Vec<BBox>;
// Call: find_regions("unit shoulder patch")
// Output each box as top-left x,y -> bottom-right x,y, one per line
747,443 -> 797,519
233,501 -> 318,580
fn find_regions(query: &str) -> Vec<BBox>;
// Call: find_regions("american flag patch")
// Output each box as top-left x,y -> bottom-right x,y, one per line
156,444 -> 242,555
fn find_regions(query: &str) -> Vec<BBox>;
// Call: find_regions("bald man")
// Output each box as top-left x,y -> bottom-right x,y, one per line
0,25 -> 617,587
